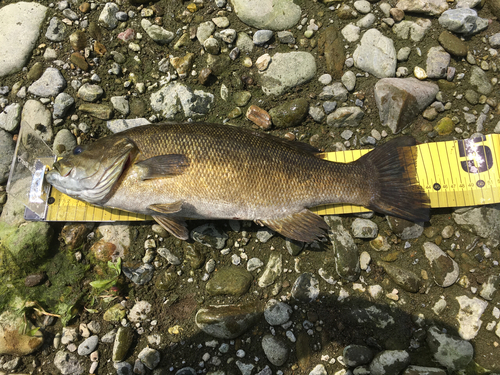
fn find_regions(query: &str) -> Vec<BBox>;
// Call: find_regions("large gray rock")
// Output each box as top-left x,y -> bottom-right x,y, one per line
452,205 -> 500,242
353,29 -> 396,78
232,0 -> 301,30
396,0 -> 448,15
374,78 -> 438,133
150,82 -> 214,119
28,68 -> 66,98
426,326 -> 473,371
260,52 -> 316,96
438,8 -> 488,35
0,103 -> 21,133
455,295 -> 488,340
21,100 -> 53,142
0,2 -> 47,77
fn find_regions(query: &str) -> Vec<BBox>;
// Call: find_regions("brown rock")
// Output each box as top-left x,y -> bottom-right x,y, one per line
318,25 -> 345,79
70,52 -> 89,71
70,31 -> 87,51
438,31 -> 467,57
198,68 -> 212,85
78,103 -> 113,119
390,8 -> 405,22
337,4 -> 358,19
79,2 -> 90,13
93,41 -> 107,56
25,272 -> 47,287
170,53 -> 195,78
90,239 -> 117,262
488,0 -> 500,19
246,105 -> 272,129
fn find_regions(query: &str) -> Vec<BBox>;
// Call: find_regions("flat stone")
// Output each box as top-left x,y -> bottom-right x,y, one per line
318,26 -> 345,79
206,267 -> 253,296
78,103 -> 113,120
150,81 -> 214,119
374,78 -> 438,134
112,327 -> 134,362
232,0 -> 301,30
253,30 -> 274,45
28,68 -> 67,98
0,2 -> 47,77
195,302 -> 262,339
438,31 -> 468,57
396,0 -> 448,16
78,83 -> 104,102
260,52 -> 316,96
77,335 -> 98,356
353,28 -> 396,78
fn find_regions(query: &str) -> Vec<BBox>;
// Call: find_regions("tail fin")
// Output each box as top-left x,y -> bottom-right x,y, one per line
357,136 -> 430,222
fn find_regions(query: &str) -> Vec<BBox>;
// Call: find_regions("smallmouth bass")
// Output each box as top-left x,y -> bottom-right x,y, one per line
45,123 -> 430,242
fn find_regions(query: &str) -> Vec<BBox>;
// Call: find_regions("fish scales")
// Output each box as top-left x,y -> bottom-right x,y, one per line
46,122 -> 430,242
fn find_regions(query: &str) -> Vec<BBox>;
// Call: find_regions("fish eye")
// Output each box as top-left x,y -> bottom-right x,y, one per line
73,146 -> 83,155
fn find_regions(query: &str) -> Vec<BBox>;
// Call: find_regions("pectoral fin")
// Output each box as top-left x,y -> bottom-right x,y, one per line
153,215 -> 189,240
148,201 -> 183,214
257,209 -> 329,242
135,154 -> 190,180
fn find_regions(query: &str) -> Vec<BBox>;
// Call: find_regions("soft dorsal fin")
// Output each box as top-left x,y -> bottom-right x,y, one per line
135,154 -> 190,180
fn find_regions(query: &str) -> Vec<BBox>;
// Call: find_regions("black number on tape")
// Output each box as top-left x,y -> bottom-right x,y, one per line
458,136 -> 493,174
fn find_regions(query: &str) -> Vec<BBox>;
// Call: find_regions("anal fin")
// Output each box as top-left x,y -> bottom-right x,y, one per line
148,201 -> 183,214
153,215 -> 189,240
257,209 -> 329,242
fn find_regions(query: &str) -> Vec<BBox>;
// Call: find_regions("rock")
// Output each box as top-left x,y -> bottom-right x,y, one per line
343,345 -> 373,367
325,216 -> 360,281
107,118 -> 150,133
204,38 -> 220,55
318,26 -> 345,79
341,24 -> 360,42
396,0 -> 448,15
184,244 -> 205,269
195,302 -> 262,339
28,67 -> 66,97
438,31 -> 468,57
326,107 -> 364,127
309,364 -> 327,375
261,335 -> 288,366
0,103 -> 21,132
426,46 -> 450,79
191,223 -> 228,249
77,335 -> 98,356
422,242 -> 459,287
141,19 -> 174,44
123,264 -> 154,285
341,71 -> 356,91
253,30 -> 274,45
53,93 -> 75,119
402,366 -> 446,375
114,362 -> 133,375
426,326 -> 473,371
232,0 -> 301,30
469,66 -> 492,95
110,96 -> 130,116
0,3 -> 47,77
277,31 -> 295,44
103,304 -> 126,322
260,52 -> 316,96
206,267 -> 253,296
438,8 -> 488,35
387,216 -> 425,239
268,98 -> 309,128
377,261 -> 422,292
236,32 -> 254,53
263,299 -> 292,325
434,117 -> 454,136
46,17 -> 68,42
374,78 -> 438,134
0,311 -> 44,356
233,91 -> 252,107
0,130 -> 15,184
452,205 -> 500,242
258,253 -> 282,287
78,83 -> 104,102
369,350 -> 410,375
112,327 -> 134,362
150,81 -> 214,119
479,275 -> 500,300
128,300 -> 151,322
21,99 -> 53,142
246,105 -> 272,129
54,351 -> 84,375
291,273 -> 320,302
138,347 -> 161,370
99,2 -> 119,30
53,129 -> 76,156
353,29 -> 396,78
79,103 -> 113,119
319,82 -> 348,101
69,31 -> 87,51
456,295 -> 488,340
489,33 -> 500,47
357,13 -> 376,28
351,218 -> 378,239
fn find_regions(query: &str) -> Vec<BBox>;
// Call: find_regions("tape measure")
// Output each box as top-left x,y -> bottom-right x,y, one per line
33,134 -> 500,222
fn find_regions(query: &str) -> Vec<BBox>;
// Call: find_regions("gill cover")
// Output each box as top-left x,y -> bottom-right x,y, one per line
46,135 -> 136,204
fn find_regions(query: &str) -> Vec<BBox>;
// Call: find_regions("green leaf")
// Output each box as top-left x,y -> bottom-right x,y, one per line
26,327 -> 40,336
89,278 -> 117,290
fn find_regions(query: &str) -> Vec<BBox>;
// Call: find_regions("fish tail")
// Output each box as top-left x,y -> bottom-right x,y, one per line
357,136 -> 430,222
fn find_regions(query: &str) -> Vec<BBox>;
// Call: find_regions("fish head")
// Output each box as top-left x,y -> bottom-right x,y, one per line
46,135 -> 137,204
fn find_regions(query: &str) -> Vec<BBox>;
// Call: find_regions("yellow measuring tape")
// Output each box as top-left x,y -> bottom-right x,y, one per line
44,134 -> 500,222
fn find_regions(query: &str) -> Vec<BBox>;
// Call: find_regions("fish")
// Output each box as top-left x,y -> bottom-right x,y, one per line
45,122 -> 430,242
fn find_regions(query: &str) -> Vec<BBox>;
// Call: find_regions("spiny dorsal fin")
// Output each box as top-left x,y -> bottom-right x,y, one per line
135,154 -> 190,180
153,215 -> 189,240
257,209 -> 329,242
148,201 -> 183,214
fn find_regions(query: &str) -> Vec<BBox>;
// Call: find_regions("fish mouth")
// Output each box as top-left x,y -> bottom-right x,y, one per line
52,161 -> 72,177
